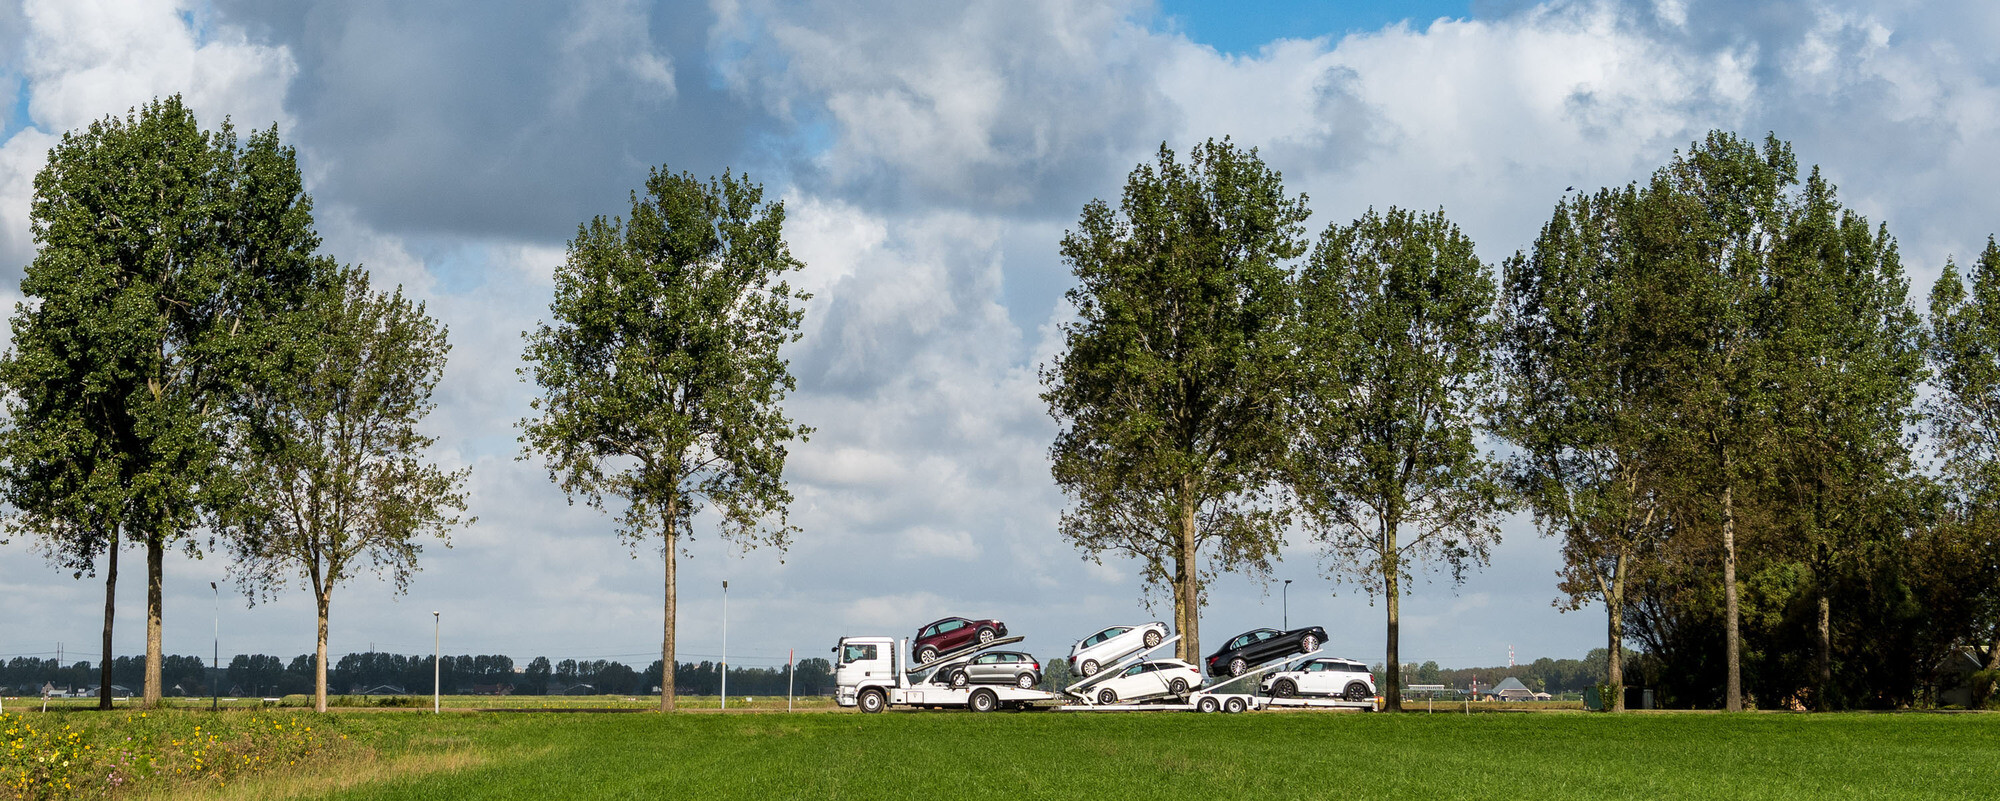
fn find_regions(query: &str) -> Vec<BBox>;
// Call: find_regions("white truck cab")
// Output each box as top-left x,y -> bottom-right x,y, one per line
834,634 -> 1054,713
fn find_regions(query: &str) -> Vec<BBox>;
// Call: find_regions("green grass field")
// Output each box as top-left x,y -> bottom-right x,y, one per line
9,703 -> 1995,799
203,707 -> 2000,800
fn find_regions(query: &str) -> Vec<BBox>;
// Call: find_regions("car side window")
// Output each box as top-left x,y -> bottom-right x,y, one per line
1231,635 -> 1250,649
1109,627 -> 1129,638
1256,630 -> 1279,642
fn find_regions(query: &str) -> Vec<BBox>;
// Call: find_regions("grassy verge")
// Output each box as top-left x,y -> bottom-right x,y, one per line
10,706 -> 1994,799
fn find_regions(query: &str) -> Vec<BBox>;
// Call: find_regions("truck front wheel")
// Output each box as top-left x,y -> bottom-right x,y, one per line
858,689 -> 887,714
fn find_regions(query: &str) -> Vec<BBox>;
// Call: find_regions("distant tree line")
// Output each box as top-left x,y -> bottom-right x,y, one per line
2,652 -> 835,697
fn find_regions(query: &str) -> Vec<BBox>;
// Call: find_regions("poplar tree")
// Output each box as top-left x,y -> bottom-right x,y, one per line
1287,207 -> 1507,713
1761,170 -> 1922,709
1628,133 -> 1794,711
1493,187 -> 1662,712
223,265 -> 471,712
1926,237 -> 2000,709
521,167 -> 808,712
1043,140 -> 1308,663
0,96 -> 318,706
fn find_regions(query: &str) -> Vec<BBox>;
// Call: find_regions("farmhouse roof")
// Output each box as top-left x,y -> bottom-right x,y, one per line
1492,677 -> 1531,693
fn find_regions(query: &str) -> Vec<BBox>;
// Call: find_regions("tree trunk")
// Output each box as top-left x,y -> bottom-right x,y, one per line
1383,519 -> 1403,713
1608,547 -> 1626,713
315,591 -> 331,713
144,536 -> 164,708
1175,490 -> 1200,664
1722,483 -> 1741,712
1815,587 -> 1831,711
660,497 -> 679,713
98,525 -> 119,711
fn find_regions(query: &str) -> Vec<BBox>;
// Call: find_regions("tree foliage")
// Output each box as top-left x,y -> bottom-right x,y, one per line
1925,238 -> 2000,708
1494,186 -> 1664,712
1042,139 -> 1308,662
222,264 -> 472,712
1285,206 -> 1506,712
0,96 -> 319,706
521,166 -> 808,712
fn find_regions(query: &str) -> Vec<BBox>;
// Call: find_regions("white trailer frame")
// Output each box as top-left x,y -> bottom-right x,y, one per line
835,635 -> 1058,713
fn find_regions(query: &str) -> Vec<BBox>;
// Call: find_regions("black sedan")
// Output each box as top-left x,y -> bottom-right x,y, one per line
1204,626 -> 1329,677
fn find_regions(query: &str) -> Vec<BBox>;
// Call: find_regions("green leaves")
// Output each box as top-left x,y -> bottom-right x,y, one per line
520,167 -> 809,551
1289,206 -> 1507,592
1043,140 -> 1306,655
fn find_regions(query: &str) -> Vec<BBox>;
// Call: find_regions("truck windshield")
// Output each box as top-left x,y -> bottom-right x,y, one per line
841,644 -> 877,664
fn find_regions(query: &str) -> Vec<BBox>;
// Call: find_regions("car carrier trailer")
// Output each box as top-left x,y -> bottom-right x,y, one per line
1058,636 -> 1378,713
834,634 -> 1058,713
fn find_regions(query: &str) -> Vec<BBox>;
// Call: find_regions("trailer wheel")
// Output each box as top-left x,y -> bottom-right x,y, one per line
1345,682 -> 1370,701
1169,678 -> 1189,695
1274,679 -> 1298,698
1016,673 -> 1036,689
1197,696 -> 1220,713
977,627 -> 997,645
969,689 -> 998,713
858,689 -> 887,714
1224,696 -> 1247,714
1144,629 -> 1162,648
1080,659 -> 1099,677
1228,657 -> 1248,677
1097,688 -> 1118,705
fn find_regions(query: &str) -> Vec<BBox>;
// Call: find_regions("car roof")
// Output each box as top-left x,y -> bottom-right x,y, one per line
920,616 -> 968,627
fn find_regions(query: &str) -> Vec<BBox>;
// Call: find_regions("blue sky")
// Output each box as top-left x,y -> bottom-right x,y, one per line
3,0 -> 2000,678
1159,0 -> 1472,52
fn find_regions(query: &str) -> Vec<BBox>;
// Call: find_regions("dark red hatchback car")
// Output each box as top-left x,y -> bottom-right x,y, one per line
912,616 -> 1009,663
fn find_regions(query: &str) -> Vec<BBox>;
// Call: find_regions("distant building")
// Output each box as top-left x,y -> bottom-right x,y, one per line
1490,677 -> 1536,701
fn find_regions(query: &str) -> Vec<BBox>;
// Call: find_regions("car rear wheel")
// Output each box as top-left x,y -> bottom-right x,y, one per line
1345,682 -> 1370,701
1300,634 -> 1319,653
858,689 -> 886,714
1169,678 -> 1189,695
916,645 -> 939,664
977,627 -> 997,645
1274,679 -> 1298,698
1224,697 -> 1247,714
1228,657 -> 1248,677
1016,673 -> 1036,689
1080,659 -> 1100,677
969,689 -> 998,713
1197,696 -> 1220,713
1097,688 -> 1118,705
1143,630 -> 1162,648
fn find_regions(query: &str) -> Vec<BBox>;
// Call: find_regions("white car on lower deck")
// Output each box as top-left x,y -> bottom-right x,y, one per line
1068,622 -> 1169,677
1080,658 -> 1202,705
1259,657 -> 1376,701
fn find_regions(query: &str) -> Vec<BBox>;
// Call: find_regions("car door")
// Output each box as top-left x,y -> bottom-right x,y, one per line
935,619 -> 970,651
1241,629 -> 1281,663
1301,661 -> 1332,694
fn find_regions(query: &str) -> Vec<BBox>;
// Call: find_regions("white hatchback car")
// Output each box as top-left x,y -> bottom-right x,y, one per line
1069,622 -> 1170,677
1259,657 -> 1376,701
1086,659 -> 1202,705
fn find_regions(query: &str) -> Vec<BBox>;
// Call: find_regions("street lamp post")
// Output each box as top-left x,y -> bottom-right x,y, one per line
211,582 -> 220,711
721,580 -> 728,711
1283,580 -> 1293,631
432,611 -> 440,714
